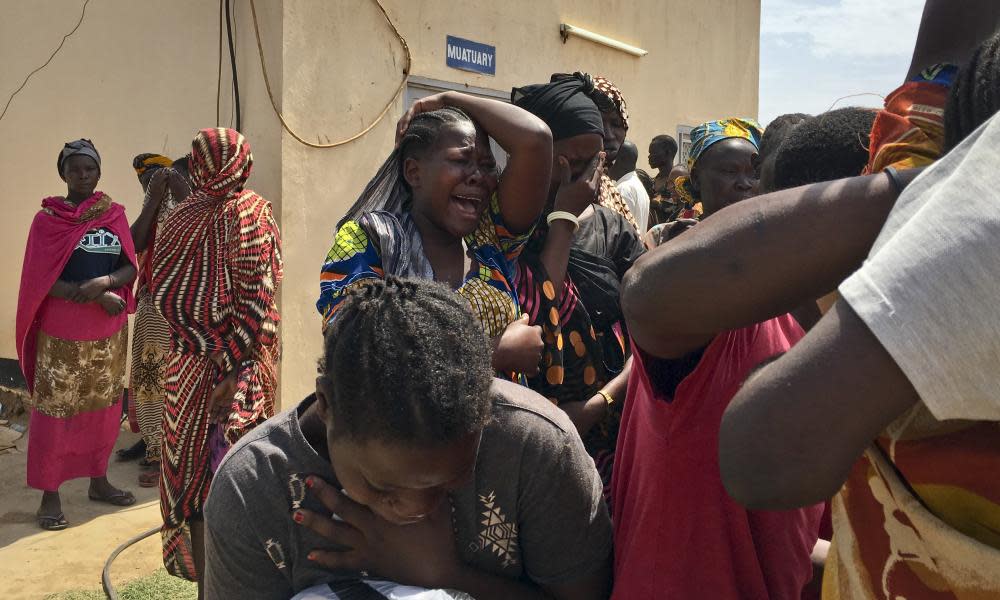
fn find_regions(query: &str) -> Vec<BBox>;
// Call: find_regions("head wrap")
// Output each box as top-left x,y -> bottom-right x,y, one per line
132,153 -> 174,179
190,127 -> 253,199
57,139 -> 101,177
512,73 -> 604,141
675,118 -> 763,207
591,75 -> 629,130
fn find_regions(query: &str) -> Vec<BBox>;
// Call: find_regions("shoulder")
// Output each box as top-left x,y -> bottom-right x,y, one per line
485,379 -> 576,444
210,410 -> 297,510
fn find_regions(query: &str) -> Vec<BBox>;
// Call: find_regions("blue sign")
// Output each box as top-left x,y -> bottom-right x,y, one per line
446,35 -> 496,76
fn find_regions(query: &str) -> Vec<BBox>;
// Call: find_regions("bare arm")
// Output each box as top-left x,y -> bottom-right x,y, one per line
48,279 -> 81,301
399,91 -> 553,233
622,169 -> 923,359
131,169 -> 169,252
539,153 -> 605,297
906,0 -> 1000,80
719,300 -> 919,510
560,358 -> 631,437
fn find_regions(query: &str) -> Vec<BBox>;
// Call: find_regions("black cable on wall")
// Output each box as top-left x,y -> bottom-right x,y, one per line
225,0 -> 242,132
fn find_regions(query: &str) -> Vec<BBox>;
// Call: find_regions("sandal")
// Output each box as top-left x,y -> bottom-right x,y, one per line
37,512 -> 69,531
88,489 -> 137,506
116,439 -> 146,462
138,458 -> 160,469
138,470 -> 159,488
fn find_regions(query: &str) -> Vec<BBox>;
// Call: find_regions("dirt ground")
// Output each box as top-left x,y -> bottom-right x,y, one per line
0,415 -> 165,600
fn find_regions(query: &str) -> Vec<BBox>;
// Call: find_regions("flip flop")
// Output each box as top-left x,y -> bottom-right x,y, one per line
138,470 -> 159,488
88,489 -> 137,506
37,512 -> 69,531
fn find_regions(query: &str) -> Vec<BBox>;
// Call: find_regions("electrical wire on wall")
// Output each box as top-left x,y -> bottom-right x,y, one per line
226,0 -> 242,132
248,0 -> 411,148
0,0 -> 90,126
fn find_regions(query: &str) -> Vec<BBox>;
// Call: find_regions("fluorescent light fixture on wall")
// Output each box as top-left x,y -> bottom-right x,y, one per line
559,23 -> 648,57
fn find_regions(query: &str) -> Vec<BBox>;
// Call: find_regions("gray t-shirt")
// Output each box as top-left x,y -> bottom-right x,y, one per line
839,112 -> 1000,421
204,379 -> 612,599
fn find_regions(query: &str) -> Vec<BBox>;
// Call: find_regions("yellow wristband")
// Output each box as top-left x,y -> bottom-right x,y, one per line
597,389 -> 614,406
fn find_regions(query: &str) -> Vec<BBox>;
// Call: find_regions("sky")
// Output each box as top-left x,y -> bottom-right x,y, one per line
759,0 -> 925,126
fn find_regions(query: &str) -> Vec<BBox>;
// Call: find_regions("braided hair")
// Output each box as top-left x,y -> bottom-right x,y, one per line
337,107 -> 473,229
944,31 -> 1000,152
321,276 -> 493,445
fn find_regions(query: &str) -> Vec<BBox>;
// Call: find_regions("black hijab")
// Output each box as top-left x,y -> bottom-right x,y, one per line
512,72 -> 604,141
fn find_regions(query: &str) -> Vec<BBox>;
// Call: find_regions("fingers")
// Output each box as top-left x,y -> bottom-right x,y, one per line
306,548 -> 368,572
306,475 -> 372,527
294,508 -> 366,551
558,156 -> 572,185
589,152 -> 606,188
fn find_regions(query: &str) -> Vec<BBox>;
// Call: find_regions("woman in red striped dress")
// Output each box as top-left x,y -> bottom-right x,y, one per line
151,127 -> 283,585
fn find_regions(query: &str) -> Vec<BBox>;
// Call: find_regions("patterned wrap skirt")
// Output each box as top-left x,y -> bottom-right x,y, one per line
27,325 -> 128,491
127,284 -> 171,462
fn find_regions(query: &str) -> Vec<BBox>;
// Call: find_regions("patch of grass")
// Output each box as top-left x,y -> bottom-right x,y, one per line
45,569 -> 197,600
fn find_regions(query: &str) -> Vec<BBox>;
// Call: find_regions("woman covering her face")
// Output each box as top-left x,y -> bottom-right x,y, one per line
205,277 -> 612,600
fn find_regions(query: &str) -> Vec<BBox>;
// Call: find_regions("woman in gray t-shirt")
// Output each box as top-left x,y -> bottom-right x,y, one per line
204,277 -> 612,600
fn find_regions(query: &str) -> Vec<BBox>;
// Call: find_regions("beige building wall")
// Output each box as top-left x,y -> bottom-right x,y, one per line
1,0 -> 759,407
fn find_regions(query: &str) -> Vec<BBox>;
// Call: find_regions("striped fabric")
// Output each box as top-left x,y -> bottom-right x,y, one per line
128,182 -> 182,463
151,128 -> 282,581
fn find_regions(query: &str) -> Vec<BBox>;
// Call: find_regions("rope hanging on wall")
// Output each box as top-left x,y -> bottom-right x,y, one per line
248,0 -> 412,149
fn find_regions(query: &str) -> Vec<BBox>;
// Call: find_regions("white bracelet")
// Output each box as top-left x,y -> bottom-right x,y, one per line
546,210 -> 580,231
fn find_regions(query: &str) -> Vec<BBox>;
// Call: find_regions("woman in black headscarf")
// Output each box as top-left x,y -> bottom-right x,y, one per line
512,73 -> 644,499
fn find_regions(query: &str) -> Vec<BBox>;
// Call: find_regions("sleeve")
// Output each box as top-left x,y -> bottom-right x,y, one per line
221,200 -> 282,373
204,463 -> 293,599
467,193 -> 534,268
610,213 -> 646,280
317,220 -> 385,328
839,114 -> 1000,421
516,417 -> 613,585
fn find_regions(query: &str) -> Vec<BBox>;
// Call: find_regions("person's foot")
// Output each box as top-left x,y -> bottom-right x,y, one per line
37,491 -> 68,530
116,439 -> 146,462
138,469 -> 159,488
88,477 -> 136,506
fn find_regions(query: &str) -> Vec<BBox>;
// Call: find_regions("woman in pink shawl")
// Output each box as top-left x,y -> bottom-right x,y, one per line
16,139 -> 139,530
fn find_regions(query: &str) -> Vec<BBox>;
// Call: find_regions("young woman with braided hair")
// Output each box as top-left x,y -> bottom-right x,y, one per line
205,277 -> 612,600
317,93 -> 552,382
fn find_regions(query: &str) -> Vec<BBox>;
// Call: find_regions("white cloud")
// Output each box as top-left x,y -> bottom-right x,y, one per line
762,0 -> 923,58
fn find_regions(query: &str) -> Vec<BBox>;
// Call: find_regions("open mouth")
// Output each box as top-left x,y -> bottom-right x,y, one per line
451,194 -> 484,220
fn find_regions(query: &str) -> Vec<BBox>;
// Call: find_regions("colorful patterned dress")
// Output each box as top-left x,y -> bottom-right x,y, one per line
151,128 -> 282,581
318,194 -> 531,378
515,204 -> 644,497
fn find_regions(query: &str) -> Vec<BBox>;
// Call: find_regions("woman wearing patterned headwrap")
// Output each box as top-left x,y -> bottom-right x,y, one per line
126,153 -> 191,487
512,73 -> 645,501
577,74 -> 639,231
17,139 -> 139,530
151,128 -> 282,584
673,118 -> 763,217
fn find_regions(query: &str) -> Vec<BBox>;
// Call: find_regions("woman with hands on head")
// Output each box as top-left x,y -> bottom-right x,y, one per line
205,277 -> 613,600
317,91 -> 552,382
16,138 -> 138,531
